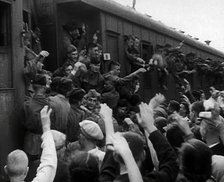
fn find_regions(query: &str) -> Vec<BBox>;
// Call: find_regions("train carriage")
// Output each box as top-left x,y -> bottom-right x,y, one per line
1,0 -> 224,179
34,0 -> 224,101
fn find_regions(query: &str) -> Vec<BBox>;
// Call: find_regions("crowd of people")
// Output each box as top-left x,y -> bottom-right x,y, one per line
4,22 -> 224,182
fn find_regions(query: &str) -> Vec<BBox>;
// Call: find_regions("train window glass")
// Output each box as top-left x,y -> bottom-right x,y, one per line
0,2 -> 10,47
23,10 -> 30,27
141,42 -> 153,89
141,42 -> 153,61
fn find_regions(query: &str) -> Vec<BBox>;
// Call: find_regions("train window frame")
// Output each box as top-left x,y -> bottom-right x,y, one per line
105,30 -> 120,62
0,1 -> 11,47
140,41 -> 153,61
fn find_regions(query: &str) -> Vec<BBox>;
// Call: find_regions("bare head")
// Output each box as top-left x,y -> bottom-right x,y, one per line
5,150 -> 29,179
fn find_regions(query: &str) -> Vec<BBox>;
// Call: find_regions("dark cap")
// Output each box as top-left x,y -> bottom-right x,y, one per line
68,88 -> 86,103
67,44 -> 77,54
85,89 -> 101,100
57,77 -> 73,95
32,74 -> 46,86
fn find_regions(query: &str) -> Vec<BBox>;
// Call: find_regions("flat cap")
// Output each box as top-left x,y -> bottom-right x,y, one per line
79,120 -> 104,140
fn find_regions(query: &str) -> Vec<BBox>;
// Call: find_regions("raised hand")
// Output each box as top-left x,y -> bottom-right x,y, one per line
149,93 -> 165,109
137,102 -> 157,134
181,94 -> 191,105
111,132 -> 144,182
110,132 -> 131,156
99,103 -> 113,120
40,105 -> 52,132
39,50 -> 49,57
100,103 -> 114,145
124,118 -> 134,125
136,67 -> 147,73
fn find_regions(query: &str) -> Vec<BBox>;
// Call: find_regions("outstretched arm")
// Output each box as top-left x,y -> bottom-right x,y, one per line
99,104 -> 119,182
111,133 -> 143,182
137,103 -> 178,182
32,106 -> 57,182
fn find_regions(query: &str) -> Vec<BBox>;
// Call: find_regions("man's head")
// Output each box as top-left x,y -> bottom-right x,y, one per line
32,74 -> 48,93
116,99 -> 129,120
78,120 -> 104,148
126,35 -> 135,48
134,37 -> 140,48
23,32 -> 32,47
50,76 -> 61,93
36,61 -> 44,72
104,80 -> 115,92
84,89 -> 101,111
5,150 -> 29,179
179,139 -> 212,181
57,77 -> 73,96
44,72 -> 52,88
109,61 -> 121,76
66,45 -> 78,62
68,88 -> 86,105
87,43 -> 99,58
113,132 -> 145,166
63,21 -> 80,39
63,62 -> 73,76
190,101 -> 204,123
69,151 -> 99,182
179,102 -> 190,117
167,100 -> 180,115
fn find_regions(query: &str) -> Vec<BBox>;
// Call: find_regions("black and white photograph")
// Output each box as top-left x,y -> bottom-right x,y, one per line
0,0 -> 224,181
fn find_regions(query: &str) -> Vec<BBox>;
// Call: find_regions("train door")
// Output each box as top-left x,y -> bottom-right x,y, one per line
0,0 -> 24,180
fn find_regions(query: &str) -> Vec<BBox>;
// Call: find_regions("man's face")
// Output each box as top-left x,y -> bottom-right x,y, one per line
89,47 -> 99,58
189,108 -> 198,123
112,65 -> 120,76
117,107 -> 128,118
45,75 -> 52,88
127,38 -> 134,47
86,97 -> 98,110
200,93 -> 206,101
167,104 -> 173,115
24,38 -> 31,47
134,81 -> 140,93
64,65 -> 73,76
179,104 -> 186,116
68,51 -> 78,62
70,28 -> 80,39
134,38 -> 140,48
90,63 -> 101,73
104,81 -> 114,91
37,61 -> 44,71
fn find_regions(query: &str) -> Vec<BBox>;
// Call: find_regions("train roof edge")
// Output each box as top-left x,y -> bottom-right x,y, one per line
55,0 -> 224,58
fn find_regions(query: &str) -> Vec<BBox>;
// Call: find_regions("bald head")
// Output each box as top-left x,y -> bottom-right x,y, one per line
5,149 -> 28,177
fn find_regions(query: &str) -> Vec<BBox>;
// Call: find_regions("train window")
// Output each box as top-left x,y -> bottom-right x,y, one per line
141,42 -> 153,89
106,31 -> 119,62
0,2 -> 10,47
141,42 -> 153,61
